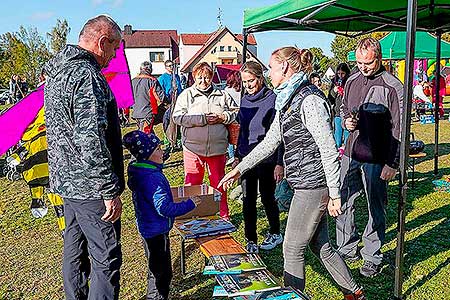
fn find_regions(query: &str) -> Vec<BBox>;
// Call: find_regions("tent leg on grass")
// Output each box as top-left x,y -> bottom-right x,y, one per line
395,0 -> 417,299
434,31 -> 442,175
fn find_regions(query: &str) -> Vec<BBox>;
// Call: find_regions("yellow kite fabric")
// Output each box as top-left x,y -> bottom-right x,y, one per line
21,107 -> 65,232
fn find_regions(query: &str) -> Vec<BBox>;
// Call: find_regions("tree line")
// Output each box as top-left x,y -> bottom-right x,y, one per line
0,19 -> 70,90
1,21 -> 448,89
310,32 -> 450,75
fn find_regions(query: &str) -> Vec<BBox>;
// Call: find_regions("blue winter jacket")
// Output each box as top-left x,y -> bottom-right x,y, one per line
127,160 -> 195,239
158,73 -> 183,101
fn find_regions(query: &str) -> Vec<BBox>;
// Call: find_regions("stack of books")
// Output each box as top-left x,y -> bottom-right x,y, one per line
175,217 -> 236,239
233,287 -> 310,300
207,253 -> 310,299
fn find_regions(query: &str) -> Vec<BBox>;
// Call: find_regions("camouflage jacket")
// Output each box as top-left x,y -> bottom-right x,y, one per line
44,45 -> 124,201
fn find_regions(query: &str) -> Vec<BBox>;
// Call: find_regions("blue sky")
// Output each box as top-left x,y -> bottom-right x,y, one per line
0,0 -> 335,64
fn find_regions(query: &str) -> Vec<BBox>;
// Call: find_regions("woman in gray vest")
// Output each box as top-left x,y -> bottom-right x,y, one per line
219,47 -> 365,300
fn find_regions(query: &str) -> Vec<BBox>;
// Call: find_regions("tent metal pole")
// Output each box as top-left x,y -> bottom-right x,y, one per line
242,28 -> 248,65
434,31 -> 442,175
394,0 -> 417,299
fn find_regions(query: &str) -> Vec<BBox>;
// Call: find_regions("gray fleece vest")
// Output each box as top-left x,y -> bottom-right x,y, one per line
280,84 -> 328,190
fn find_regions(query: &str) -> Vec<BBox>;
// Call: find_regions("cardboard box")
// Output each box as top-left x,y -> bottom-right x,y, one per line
172,184 -> 221,219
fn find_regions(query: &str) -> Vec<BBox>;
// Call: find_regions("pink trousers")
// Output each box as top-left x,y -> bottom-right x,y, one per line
183,149 -> 229,219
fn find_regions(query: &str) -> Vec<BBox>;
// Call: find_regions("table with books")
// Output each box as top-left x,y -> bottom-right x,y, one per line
173,216 -> 239,276
171,184 -> 310,299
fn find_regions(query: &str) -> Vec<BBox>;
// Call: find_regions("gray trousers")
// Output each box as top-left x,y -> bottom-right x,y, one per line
283,188 -> 358,293
63,198 -> 122,300
336,156 -> 387,265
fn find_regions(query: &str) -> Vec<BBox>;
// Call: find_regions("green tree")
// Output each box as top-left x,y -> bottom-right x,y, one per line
309,47 -> 334,74
331,34 -> 360,63
0,26 -> 51,89
330,32 -> 389,64
47,19 -> 70,54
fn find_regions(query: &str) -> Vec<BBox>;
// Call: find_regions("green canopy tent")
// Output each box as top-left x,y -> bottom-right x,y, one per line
241,1 -> 450,299
347,31 -> 450,60
243,0 -> 450,33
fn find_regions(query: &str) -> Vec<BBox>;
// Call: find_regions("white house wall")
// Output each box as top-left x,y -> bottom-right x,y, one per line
125,47 -> 172,77
179,43 -> 202,71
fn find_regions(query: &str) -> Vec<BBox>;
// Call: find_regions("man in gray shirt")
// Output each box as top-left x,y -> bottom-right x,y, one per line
337,37 -> 403,278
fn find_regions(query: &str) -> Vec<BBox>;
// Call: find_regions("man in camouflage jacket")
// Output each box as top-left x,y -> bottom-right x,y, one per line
44,15 -> 124,300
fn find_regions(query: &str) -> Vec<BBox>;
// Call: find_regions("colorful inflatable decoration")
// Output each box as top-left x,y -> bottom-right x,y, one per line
0,41 -> 134,233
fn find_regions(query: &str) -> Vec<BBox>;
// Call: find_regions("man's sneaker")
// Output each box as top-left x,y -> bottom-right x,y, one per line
260,233 -> 283,251
246,241 -> 259,253
359,260 -> 382,277
344,289 -> 366,300
337,251 -> 361,263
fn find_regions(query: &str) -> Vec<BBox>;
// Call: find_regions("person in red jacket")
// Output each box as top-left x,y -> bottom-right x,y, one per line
131,61 -> 168,134
431,71 -> 446,119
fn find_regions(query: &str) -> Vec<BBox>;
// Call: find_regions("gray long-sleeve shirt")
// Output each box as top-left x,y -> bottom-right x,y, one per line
237,94 -> 341,198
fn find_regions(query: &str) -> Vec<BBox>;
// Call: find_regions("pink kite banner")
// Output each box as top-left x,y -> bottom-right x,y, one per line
102,41 -> 135,109
0,85 -> 44,155
0,41 -> 134,156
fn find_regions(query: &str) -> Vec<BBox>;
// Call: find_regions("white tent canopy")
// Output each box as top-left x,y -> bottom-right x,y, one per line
324,67 -> 335,79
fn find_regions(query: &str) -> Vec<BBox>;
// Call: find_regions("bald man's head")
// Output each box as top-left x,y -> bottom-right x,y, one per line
78,15 -> 122,68
79,15 -> 121,43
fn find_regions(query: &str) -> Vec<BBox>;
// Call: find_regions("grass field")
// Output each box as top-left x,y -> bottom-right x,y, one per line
0,109 -> 449,299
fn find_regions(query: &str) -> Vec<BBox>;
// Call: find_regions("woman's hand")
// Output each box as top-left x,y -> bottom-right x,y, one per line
206,113 -> 226,124
274,165 -> 284,183
218,168 -> 241,191
327,197 -> 342,217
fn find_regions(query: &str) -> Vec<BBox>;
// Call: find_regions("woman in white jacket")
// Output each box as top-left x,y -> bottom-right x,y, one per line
173,62 -> 238,219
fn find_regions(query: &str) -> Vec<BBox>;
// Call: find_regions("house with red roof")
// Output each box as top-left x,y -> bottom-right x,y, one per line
122,25 -> 179,76
179,27 -> 260,74
122,25 -> 262,84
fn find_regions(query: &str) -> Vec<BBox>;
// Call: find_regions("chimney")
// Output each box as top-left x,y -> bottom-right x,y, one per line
124,24 -> 132,35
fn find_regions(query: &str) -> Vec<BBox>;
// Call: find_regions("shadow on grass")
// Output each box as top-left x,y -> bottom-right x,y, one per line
170,235 -> 214,299
413,142 -> 450,167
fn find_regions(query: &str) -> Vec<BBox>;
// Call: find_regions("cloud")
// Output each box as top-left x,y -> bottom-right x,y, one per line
112,0 -> 123,8
30,11 -> 55,21
92,0 -> 123,8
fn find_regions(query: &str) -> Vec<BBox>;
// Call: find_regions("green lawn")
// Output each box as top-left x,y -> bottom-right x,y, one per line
0,112 -> 449,299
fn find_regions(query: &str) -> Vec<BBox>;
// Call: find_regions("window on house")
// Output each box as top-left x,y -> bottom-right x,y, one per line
228,46 -> 232,52
219,46 -> 225,52
150,52 -> 165,62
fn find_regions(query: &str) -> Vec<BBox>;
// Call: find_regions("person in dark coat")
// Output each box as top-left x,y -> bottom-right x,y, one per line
124,130 -> 200,300
235,61 -> 283,253
44,15 -> 125,300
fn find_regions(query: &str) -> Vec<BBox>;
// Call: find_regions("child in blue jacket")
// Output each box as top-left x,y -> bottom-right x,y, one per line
123,130 -> 200,300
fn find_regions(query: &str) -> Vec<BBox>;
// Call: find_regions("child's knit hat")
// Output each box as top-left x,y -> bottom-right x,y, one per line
123,130 -> 161,161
